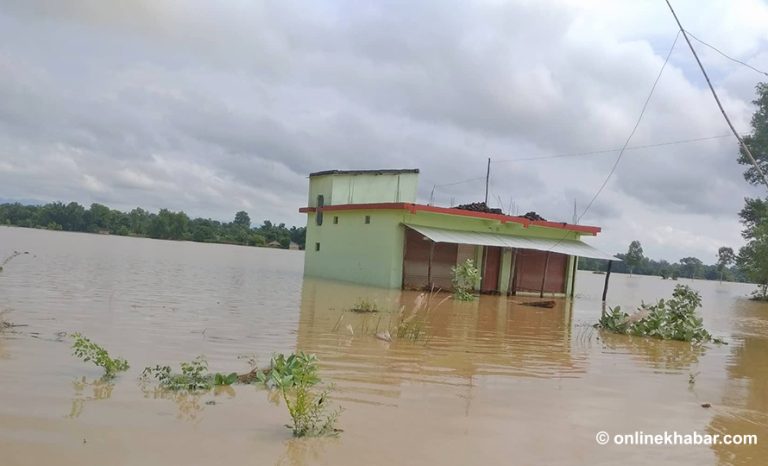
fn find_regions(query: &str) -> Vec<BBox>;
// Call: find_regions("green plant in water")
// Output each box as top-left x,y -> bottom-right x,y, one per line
597,285 -> 715,343
142,356 -> 220,391
71,333 -> 129,378
451,259 -> 481,301
260,352 -> 341,437
350,298 -> 379,313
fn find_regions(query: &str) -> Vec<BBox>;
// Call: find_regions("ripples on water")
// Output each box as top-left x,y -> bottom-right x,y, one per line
0,227 -> 766,465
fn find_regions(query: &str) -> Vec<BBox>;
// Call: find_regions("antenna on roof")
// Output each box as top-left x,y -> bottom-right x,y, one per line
572,199 -> 578,224
484,158 -> 491,205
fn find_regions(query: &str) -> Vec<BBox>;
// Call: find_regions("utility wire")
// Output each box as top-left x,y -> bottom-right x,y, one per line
665,0 -> 768,191
544,30 -> 680,255
685,30 -> 768,77
575,30 -> 681,225
492,134 -> 733,163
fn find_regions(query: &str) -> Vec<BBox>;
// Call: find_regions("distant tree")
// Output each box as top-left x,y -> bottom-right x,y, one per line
679,257 -> 703,279
625,240 -> 644,276
233,211 -> 251,228
716,247 -> 736,283
735,82 -> 768,300
85,203 -> 112,232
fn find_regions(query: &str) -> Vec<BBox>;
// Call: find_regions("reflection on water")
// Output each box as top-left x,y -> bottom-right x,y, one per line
598,332 -> 705,372
709,301 -> 768,466
0,227 -> 766,466
68,377 -> 114,419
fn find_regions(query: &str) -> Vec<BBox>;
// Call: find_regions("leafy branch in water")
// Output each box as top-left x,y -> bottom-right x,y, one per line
71,333 -> 129,378
597,285 -> 720,343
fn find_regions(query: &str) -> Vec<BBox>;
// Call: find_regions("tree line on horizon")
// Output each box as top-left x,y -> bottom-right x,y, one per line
577,240 -> 748,283
0,202 -> 306,249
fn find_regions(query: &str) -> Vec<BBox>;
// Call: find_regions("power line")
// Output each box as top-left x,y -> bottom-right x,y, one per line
685,30 -> 768,77
576,30 -> 681,224
545,30 -> 681,255
665,0 -> 768,191
492,134 -> 733,163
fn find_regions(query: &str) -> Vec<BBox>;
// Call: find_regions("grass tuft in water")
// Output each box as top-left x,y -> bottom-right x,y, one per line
349,298 -> 379,313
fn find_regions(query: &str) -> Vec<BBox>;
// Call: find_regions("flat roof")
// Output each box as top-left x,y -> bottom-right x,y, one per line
299,202 -> 601,235
309,169 -> 420,177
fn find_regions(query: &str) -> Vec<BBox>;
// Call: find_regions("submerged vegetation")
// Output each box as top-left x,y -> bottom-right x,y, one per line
451,259 -> 481,301
141,356 -> 238,391
264,353 -> 341,437
597,285 -> 717,343
71,333 -> 130,378
349,298 -> 379,313
140,352 -> 341,437
0,202 -> 306,249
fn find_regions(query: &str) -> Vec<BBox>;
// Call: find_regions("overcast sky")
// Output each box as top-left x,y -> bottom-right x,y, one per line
1,0 -> 767,261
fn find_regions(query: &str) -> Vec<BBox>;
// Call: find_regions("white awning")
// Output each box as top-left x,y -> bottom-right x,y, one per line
405,224 -> 618,261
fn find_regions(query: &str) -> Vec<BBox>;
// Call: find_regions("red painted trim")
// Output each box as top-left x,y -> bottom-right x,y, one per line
298,202 -> 601,235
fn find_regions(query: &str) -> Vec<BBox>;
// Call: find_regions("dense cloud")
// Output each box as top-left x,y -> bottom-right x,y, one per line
0,0 -> 766,261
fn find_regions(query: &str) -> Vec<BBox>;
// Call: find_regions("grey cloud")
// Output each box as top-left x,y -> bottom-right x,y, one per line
0,0 -> 766,260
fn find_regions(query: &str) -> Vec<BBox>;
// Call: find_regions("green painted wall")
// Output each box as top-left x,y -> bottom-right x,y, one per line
308,172 -> 418,207
304,210 -> 405,288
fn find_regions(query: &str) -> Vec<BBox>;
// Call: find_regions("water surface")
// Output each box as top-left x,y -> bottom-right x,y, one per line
0,227 -> 766,465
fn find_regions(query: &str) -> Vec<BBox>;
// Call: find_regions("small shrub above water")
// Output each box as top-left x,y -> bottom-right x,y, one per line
142,356 -> 238,391
451,259 -> 481,301
262,352 -> 341,437
597,285 -> 716,343
71,333 -> 129,378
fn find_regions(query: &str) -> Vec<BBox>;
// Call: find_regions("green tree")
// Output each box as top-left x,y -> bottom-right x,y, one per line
625,240 -> 644,276
738,82 -> 768,185
716,247 -> 735,283
736,82 -> 768,300
679,257 -> 703,279
85,203 -> 112,232
233,211 -> 251,228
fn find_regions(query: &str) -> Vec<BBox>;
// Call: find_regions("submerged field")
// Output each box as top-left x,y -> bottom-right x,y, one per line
0,226 -> 766,465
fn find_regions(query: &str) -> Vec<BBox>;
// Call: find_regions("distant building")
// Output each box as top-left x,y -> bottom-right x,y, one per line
266,240 -> 282,248
289,241 -> 301,250
300,169 -> 614,296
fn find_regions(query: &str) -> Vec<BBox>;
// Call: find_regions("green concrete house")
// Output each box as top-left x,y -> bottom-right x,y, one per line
300,169 -> 614,296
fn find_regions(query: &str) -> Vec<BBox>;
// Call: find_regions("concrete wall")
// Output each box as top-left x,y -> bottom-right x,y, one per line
307,172 -> 419,206
304,209 -> 406,288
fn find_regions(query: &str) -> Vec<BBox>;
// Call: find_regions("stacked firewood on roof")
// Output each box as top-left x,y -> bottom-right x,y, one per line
521,211 -> 546,221
453,202 -> 503,214
452,203 -> 548,222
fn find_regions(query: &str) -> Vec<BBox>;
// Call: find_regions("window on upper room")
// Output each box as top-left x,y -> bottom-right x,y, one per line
333,216 -> 338,224
315,242 -> 320,251
316,195 -> 324,226
365,215 -> 371,224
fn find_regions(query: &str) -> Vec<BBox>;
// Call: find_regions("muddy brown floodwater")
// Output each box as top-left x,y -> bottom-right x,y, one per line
0,226 -> 766,465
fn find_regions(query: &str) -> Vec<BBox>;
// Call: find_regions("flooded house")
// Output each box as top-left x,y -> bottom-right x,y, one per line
300,169 -> 615,296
